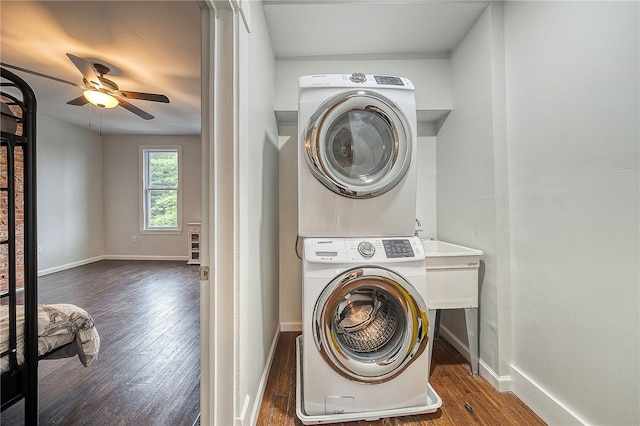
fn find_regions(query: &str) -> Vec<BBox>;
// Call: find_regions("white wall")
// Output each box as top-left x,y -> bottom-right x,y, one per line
37,114 -> 104,274
435,5 -> 508,379
504,2 -> 639,425
416,136 -> 437,240
275,57 -> 452,117
35,116 -> 202,271
436,3 -> 640,423
102,134 -> 201,259
277,123 -> 301,330
275,57 -> 452,138
237,2 -> 281,424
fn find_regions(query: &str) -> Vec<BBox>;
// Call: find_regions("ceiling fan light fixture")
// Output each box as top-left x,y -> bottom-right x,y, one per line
83,90 -> 119,109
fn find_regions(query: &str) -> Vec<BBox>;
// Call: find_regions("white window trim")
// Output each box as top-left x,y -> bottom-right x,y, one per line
139,145 -> 183,234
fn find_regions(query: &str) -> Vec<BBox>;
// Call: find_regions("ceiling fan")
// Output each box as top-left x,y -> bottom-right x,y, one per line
0,53 -> 169,120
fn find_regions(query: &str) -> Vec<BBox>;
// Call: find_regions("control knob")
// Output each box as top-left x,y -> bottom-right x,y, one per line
350,72 -> 367,83
358,241 -> 375,258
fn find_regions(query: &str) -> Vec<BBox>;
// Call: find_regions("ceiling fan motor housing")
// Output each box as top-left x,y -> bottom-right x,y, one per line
98,76 -> 118,91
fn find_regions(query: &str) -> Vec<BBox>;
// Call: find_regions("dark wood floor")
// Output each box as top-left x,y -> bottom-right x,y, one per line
257,332 -> 546,426
1,260 -> 200,426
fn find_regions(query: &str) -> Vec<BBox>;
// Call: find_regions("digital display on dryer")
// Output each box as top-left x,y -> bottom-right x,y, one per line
382,239 -> 414,258
374,75 -> 404,86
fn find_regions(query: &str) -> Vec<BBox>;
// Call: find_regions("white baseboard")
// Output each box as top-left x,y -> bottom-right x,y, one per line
480,359 -> 512,392
438,325 -> 512,392
38,255 -> 189,276
103,255 -> 188,261
438,326 -> 587,424
510,364 -> 588,426
237,394 -> 251,426
438,324 -> 471,359
280,321 -> 302,332
38,255 -> 104,276
249,326 -> 281,426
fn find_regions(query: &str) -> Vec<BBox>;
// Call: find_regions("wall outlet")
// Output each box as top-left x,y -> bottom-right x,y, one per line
37,245 -> 43,254
131,235 -> 136,242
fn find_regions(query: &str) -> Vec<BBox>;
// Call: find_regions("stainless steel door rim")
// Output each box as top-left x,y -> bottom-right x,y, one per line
303,90 -> 412,199
313,266 -> 429,383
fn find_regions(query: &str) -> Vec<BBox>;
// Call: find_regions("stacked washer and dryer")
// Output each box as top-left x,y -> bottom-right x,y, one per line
296,73 -> 442,424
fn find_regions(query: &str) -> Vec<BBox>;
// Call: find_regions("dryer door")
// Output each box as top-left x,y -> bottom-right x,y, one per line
303,90 -> 412,199
313,266 -> 429,383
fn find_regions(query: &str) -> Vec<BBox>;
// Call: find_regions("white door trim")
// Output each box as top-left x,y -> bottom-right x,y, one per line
199,1 -> 238,425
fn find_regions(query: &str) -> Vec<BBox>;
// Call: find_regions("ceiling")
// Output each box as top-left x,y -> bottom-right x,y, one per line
1,0 -> 488,135
262,1 -> 488,58
0,1 -> 202,135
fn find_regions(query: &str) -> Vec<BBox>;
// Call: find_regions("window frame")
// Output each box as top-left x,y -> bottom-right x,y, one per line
139,145 -> 183,234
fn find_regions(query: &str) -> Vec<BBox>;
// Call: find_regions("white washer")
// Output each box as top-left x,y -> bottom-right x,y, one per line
298,237 -> 441,423
298,73 -> 418,237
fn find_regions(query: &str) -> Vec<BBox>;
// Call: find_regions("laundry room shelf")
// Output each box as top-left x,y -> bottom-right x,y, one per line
275,108 -> 451,137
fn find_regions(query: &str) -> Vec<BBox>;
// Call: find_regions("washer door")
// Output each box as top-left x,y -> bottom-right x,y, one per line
313,266 -> 428,383
303,90 -> 412,199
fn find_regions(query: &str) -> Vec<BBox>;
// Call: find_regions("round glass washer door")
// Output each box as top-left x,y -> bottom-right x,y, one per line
313,266 -> 429,383
304,90 -> 412,199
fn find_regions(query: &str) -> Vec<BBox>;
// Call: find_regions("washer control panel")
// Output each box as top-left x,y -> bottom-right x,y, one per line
304,237 -> 425,263
382,239 -> 414,258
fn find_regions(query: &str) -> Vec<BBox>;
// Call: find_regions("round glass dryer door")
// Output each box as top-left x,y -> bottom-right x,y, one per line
313,266 -> 429,383
304,90 -> 413,199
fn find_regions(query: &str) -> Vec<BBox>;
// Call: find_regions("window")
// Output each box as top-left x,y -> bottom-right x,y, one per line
141,146 -> 182,232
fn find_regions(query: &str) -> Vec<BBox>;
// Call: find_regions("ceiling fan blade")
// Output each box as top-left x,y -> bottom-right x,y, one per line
117,97 -> 154,120
117,91 -> 169,103
0,62 -> 84,89
67,96 -> 89,106
66,53 -> 102,89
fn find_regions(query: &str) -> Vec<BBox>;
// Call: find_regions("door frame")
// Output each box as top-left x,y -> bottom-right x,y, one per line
198,1 -> 238,425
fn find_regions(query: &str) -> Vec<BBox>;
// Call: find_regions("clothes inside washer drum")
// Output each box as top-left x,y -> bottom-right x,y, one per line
336,301 -> 398,353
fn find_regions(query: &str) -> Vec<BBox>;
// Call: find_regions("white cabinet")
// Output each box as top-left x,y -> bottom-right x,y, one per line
187,222 -> 201,265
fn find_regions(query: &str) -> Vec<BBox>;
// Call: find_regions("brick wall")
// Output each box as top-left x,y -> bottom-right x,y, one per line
0,103 -> 25,295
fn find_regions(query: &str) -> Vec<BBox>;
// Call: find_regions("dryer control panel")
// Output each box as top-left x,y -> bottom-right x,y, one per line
304,236 -> 425,263
299,73 -> 415,90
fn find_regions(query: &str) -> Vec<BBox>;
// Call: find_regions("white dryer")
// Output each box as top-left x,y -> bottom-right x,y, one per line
297,237 -> 441,424
298,73 -> 418,238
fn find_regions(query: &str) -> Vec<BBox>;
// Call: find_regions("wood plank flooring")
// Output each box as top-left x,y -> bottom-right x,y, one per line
257,332 -> 546,426
1,260 -> 200,426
